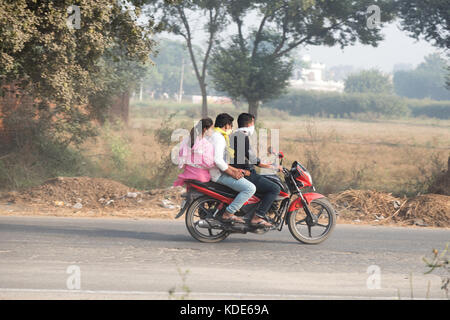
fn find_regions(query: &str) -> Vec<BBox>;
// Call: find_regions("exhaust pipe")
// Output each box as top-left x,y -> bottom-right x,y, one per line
197,219 -> 222,229
197,219 -> 249,234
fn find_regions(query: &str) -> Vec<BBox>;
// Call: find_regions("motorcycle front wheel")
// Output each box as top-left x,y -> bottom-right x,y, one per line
185,196 -> 230,243
287,198 -> 336,244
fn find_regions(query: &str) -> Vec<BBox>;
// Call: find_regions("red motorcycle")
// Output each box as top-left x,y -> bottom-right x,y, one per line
175,152 -> 336,244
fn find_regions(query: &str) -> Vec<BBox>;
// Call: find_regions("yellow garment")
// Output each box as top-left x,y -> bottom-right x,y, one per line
214,127 -> 235,159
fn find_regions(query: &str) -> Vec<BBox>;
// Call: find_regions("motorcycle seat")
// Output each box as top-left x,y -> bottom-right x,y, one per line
185,179 -> 238,196
185,179 -> 263,199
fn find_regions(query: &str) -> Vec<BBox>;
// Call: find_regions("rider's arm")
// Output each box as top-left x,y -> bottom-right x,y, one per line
212,133 -> 243,179
258,162 -> 282,171
211,133 -> 228,171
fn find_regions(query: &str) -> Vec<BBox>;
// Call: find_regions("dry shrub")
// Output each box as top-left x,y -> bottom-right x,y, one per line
298,120 -> 373,194
329,189 -> 450,227
328,189 -> 402,221
395,194 -> 450,227
428,156 -> 450,196
400,150 -> 449,197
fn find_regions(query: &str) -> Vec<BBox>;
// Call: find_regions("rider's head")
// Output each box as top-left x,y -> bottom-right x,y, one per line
215,113 -> 234,132
190,118 -> 213,148
237,113 -> 255,128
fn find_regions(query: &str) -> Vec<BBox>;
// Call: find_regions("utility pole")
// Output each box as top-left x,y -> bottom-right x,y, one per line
139,81 -> 143,102
178,58 -> 184,103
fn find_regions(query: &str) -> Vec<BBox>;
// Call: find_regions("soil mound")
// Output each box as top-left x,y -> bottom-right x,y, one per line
8,177 -> 184,210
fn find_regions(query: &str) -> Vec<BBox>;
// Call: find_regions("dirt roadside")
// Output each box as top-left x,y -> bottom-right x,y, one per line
0,177 -> 449,228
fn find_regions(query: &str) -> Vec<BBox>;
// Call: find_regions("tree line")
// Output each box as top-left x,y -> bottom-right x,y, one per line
0,0 -> 448,150
343,54 -> 449,101
146,0 -> 448,118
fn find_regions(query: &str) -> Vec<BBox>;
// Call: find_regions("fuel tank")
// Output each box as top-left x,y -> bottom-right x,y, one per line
263,174 -> 290,194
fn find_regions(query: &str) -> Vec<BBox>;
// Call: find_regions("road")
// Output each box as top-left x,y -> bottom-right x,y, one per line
0,216 -> 448,300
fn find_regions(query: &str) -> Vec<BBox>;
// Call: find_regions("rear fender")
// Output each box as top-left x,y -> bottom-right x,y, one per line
288,193 -> 325,212
175,191 -> 202,219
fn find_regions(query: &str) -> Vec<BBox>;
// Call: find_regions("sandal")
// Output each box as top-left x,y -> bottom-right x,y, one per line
219,214 -> 245,224
250,220 -> 273,228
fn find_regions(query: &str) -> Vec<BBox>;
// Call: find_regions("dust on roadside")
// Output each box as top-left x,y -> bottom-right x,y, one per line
0,177 -> 183,219
0,176 -> 449,228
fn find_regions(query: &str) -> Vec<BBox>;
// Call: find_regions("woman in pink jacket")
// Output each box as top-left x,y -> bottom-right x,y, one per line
173,118 -> 215,186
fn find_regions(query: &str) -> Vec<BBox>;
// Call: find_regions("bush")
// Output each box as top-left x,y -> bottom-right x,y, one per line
344,69 -> 394,94
407,99 -> 450,119
0,141 -> 98,190
266,90 -> 409,118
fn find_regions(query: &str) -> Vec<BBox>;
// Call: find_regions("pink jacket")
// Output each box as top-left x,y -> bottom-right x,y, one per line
173,136 -> 215,187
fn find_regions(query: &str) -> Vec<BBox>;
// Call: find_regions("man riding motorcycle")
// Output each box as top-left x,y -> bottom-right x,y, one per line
209,113 -> 256,224
229,113 -> 281,228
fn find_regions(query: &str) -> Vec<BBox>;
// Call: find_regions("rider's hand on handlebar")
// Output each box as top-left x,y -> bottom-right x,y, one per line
271,164 -> 282,172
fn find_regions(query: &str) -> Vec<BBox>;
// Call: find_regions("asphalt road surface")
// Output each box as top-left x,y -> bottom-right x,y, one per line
0,216 -> 449,300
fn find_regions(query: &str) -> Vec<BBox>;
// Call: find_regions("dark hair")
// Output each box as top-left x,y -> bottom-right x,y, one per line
237,113 -> 255,128
190,118 -> 213,148
214,113 -> 234,128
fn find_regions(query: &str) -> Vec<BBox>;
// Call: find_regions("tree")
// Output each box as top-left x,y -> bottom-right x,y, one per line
397,1 -> 450,94
0,0 -> 154,147
209,0 -> 396,117
144,0 -> 228,117
210,33 -> 293,117
397,0 -> 450,50
393,53 -> 450,100
141,39 -> 202,99
344,69 -> 394,94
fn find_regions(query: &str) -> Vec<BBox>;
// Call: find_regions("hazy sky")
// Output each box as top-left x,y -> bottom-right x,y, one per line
302,22 -> 440,72
158,13 -> 442,74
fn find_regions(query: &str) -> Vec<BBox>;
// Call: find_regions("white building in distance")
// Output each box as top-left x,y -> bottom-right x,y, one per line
289,55 -> 344,93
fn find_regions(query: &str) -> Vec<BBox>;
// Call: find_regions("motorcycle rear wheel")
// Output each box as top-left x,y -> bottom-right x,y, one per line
185,196 -> 230,243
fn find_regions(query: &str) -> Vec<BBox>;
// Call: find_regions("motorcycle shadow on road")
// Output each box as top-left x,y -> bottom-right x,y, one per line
1,222 -> 305,246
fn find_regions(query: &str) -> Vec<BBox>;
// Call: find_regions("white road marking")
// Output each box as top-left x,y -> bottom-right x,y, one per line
0,288 -> 409,299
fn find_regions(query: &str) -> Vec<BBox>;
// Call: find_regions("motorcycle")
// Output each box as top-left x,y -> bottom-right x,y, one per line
175,151 -> 336,244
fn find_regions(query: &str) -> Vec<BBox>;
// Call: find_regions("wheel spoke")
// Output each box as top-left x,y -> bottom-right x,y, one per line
317,207 -> 324,219
316,223 -> 329,228
187,198 -> 230,242
198,205 -> 211,217
296,218 -> 306,225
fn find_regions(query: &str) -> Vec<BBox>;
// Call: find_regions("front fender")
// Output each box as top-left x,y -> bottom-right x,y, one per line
288,193 -> 325,212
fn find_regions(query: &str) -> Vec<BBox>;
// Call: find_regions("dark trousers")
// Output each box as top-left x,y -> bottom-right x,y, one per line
245,169 -> 281,218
